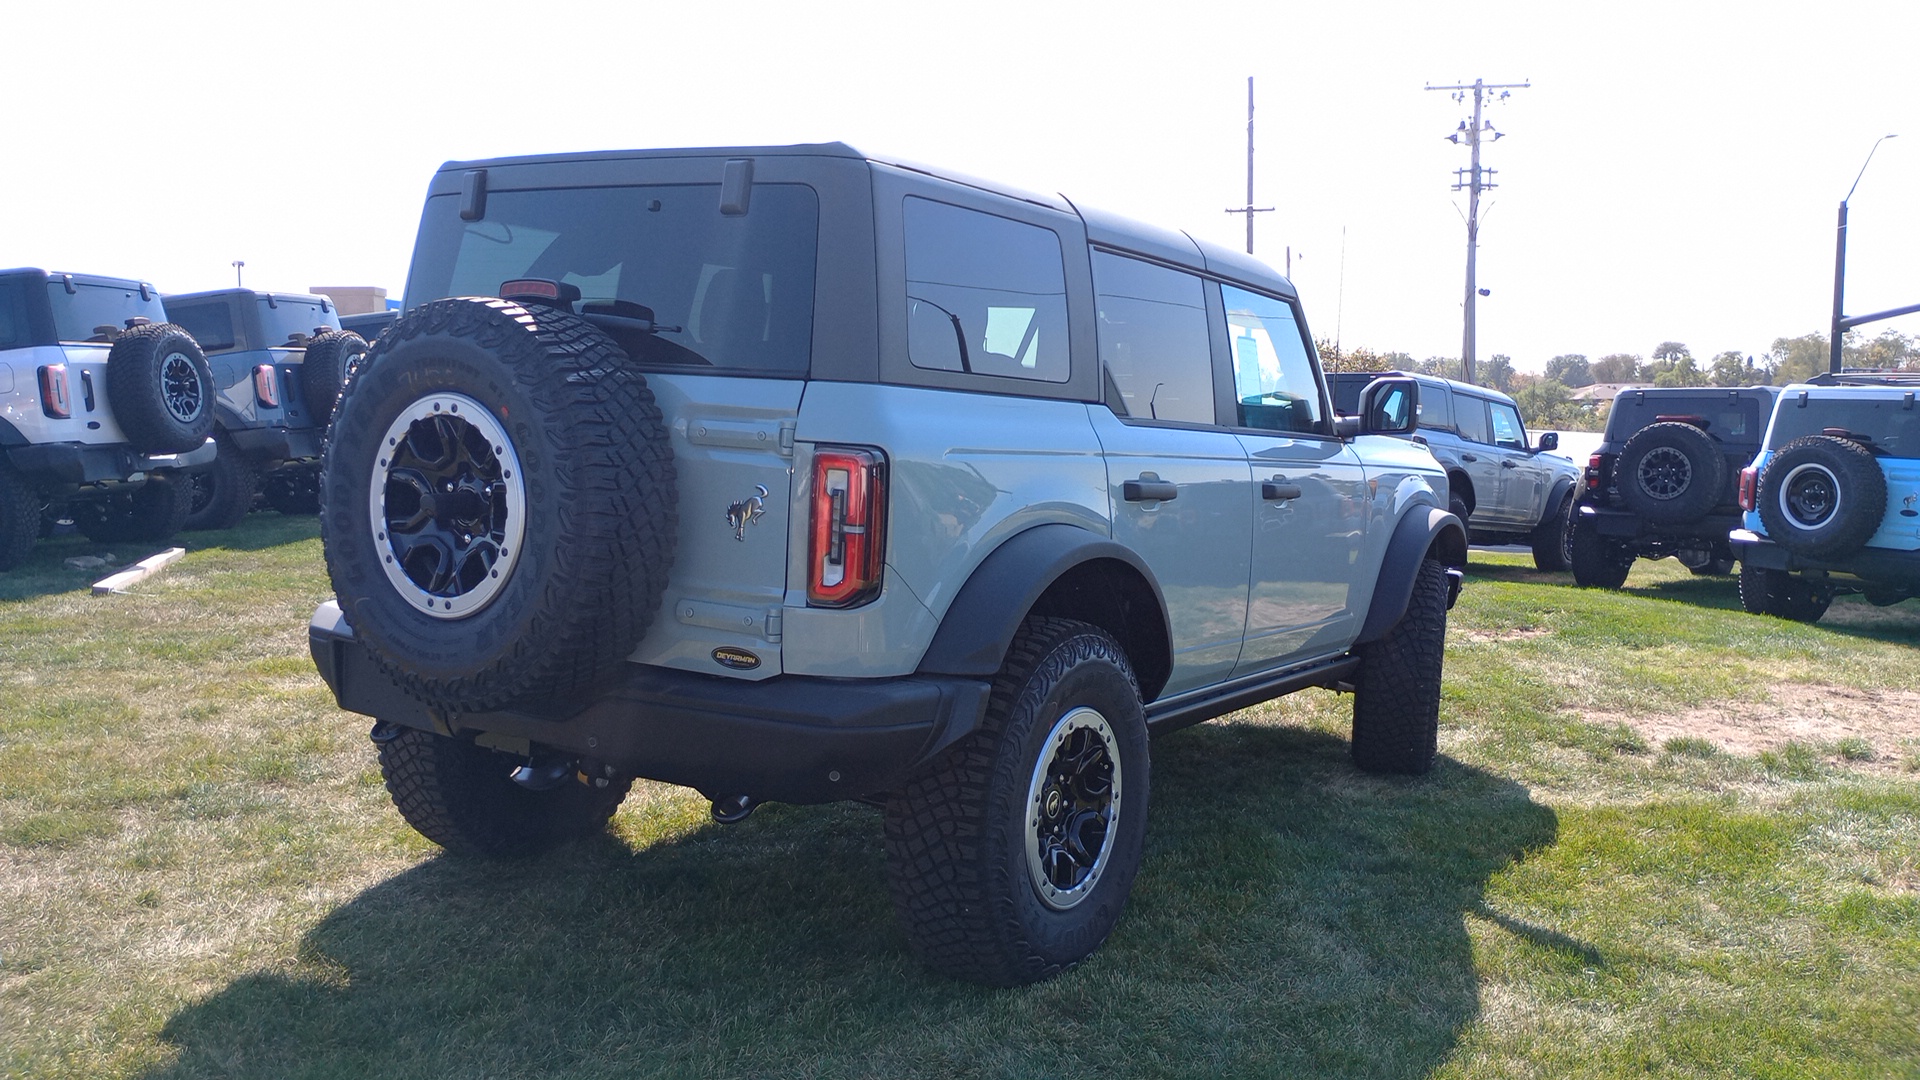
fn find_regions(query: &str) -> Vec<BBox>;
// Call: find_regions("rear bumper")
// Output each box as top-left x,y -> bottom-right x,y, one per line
308,601 -> 991,805
1582,503 -> 1740,545
229,424 -> 322,462
6,436 -> 217,485
1730,528 -> 1920,586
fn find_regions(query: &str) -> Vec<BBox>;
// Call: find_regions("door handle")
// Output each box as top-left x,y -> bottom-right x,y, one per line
1123,478 -> 1179,502
1262,481 -> 1303,501
1501,460 -> 1517,469
1460,453 -> 1478,462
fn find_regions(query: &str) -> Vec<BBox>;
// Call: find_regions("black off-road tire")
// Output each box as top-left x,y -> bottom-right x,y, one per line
107,323 -> 216,453
1688,553 -> 1737,576
0,465 -> 41,571
1530,491 -> 1575,572
1756,436 -> 1885,560
1737,563 -> 1832,623
884,616 -> 1149,986
1569,513 -> 1634,589
377,727 -> 631,856
321,297 -> 676,713
77,472 -> 194,544
261,468 -> 321,515
301,329 -> 367,425
1617,422 -> 1726,525
183,433 -> 261,531
1351,557 -> 1448,775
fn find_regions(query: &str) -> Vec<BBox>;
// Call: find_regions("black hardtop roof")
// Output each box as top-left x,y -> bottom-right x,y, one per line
0,267 -> 155,291
435,143 -> 1297,300
165,287 -> 334,309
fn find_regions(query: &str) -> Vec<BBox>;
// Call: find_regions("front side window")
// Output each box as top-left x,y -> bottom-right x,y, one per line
1092,252 -> 1213,423
904,197 -> 1069,383
1223,284 -> 1324,433
1489,400 -> 1526,449
409,183 -> 819,374
47,281 -> 165,343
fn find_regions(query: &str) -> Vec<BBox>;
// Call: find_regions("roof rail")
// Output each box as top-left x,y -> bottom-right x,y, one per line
1806,369 -> 1920,386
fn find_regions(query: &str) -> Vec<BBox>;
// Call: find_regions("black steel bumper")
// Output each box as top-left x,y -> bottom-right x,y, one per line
1582,504 -> 1740,544
5,437 -> 217,486
308,601 -> 992,805
1729,528 -> 1920,587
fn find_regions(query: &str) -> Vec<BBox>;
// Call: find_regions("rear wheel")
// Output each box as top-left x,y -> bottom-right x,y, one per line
1737,563 -> 1832,623
0,465 -> 40,571
1569,513 -> 1634,589
377,727 -> 630,857
77,473 -> 193,544
885,616 -> 1148,986
1351,557 -> 1447,775
1530,491 -> 1575,572
183,433 -> 260,531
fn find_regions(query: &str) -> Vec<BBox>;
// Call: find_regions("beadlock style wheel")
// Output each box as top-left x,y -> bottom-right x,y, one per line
371,392 -> 527,619
161,350 -> 205,424
1024,706 -> 1123,911
1777,462 -> 1841,531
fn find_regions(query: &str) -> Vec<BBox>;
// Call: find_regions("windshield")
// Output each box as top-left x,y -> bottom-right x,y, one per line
408,182 -> 819,374
1770,396 -> 1920,459
47,281 -> 165,342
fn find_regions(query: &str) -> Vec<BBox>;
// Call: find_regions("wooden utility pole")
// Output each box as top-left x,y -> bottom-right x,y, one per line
1427,78 -> 1528,385
1225,77 -> 1274,256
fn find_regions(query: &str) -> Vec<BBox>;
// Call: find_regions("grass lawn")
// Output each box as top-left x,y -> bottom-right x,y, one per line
2,518 -> 1916,1079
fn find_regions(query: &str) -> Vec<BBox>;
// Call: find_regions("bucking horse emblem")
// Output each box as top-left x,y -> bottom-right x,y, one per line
727,485 -> 770,541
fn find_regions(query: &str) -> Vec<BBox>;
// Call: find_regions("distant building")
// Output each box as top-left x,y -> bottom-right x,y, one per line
1569,382 -> 1650,403
309,286 -> 389,315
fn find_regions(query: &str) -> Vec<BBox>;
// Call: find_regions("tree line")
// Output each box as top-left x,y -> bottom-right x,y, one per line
1320,328 -> 1919,431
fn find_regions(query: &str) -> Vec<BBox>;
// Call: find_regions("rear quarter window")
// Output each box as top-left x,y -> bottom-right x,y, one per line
167,302 -> 237,352
0,280 -> 32,349
904,197 -> 1069,383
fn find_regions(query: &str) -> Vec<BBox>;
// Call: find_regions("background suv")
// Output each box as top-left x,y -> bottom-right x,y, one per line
1332,371 -> 1580,570
1572,385 -> 1779,588
1731,373 -> 1920,621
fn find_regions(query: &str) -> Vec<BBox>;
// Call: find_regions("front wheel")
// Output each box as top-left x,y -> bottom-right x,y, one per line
377,727 -> 631,857
1351,557 -> 1448,775
0,464 -> 41,571
884,616 -> 1148,986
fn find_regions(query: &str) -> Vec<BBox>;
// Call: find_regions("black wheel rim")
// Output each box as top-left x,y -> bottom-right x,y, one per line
1637,446 -> 1691,500
371,392 -> 526,619
1779,463 -> 1840,530
1025,706 -> 1123,911
161,351 -> 204,424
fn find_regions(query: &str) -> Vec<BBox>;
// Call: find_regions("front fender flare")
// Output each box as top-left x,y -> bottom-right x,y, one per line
1355,505 -> 1468,645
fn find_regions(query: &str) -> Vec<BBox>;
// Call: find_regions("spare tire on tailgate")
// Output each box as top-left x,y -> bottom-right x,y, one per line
1756,434 -> 1885,560
1616,420 -> 1725,524
321,297 -> 677,712
301,328 -> 368,425
107,323 -> 215,453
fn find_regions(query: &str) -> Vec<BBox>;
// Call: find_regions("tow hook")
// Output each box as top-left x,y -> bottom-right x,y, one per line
368,720 -> 401,744
710,794 -> 759,824
510,755 -> 578,791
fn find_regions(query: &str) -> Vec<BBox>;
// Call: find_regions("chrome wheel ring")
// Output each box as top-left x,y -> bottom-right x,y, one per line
1025,706 -> 1123,911
370,392 -> 527,619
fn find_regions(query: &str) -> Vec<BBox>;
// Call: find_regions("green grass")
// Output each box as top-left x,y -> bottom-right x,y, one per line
2,527 -> 1918,1078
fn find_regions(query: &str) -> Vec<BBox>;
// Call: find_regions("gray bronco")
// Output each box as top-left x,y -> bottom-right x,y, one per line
307,144 -> 1468,985
163,289 -> 366,527
0,268 -> 217,567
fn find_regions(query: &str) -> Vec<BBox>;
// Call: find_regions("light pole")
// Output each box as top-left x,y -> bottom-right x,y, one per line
233,260 -> 245,287
1830,134 -> 1896,372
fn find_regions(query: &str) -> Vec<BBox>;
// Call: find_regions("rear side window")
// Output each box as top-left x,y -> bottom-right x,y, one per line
0,280 -> 31,350
1417,379 -> 1454,431
46,281 -> 165,343
410,183 -> 820,374
1456,395 -> 1491,443
1092,252 -> 1212,423
904,197 -> 1069,383
1223,284 -> 1323,433
167,302 -> 237,352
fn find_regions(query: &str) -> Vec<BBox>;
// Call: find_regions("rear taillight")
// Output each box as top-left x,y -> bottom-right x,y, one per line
1585,452 -> 1604,492
808,447 -> 886,608
254,364 -> 281,407
37,364 -> 71,419
1738,466 -> 1758,512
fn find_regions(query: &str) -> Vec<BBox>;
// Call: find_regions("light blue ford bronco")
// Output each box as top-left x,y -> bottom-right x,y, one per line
307,143 -> 1468,985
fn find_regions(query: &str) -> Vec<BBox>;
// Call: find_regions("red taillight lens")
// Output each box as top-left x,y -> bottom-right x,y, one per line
254,364 -> 281,407
37,364 -> 71,419
1738,466 -> 1758,512
808,447 -> 886,608
1585,452 -> 1604,491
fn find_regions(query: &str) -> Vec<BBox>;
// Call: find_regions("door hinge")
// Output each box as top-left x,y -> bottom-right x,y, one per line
778,420 -> 796,457
764,607 -> 784,642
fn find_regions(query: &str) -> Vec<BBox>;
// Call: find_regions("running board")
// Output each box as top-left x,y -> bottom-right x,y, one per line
1144,654 -> 1361,737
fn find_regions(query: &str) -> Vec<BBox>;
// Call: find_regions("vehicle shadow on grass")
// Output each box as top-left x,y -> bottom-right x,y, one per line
143,725 -> 1563,1080
0,515 -> 320,603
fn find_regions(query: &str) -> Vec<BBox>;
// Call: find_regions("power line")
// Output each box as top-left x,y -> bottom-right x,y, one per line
1426,77 -> 1528,385
1225,76 -> 1274,256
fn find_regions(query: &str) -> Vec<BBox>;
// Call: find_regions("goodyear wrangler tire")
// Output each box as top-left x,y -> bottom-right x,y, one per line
1350,557 -> 1446,775
321,297 -> 676,712
301,329 -> 367,425
1617,421 -> 1725,525
106,323 -> 215,453
1530,490 -> 1575,572
0,464 -> 40,571
1756,435 -> 1885,560
884,616 -> 1149,986
378,727 -> 632,856
184,432 -> 261,531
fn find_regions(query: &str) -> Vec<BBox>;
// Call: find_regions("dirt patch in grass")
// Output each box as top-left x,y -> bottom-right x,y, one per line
1590,682 -> 1920,774
1458,627 -> 1554,644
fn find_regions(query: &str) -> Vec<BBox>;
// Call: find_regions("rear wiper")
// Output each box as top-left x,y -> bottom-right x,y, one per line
581,299 -> 682,335
908,295 -> 973,374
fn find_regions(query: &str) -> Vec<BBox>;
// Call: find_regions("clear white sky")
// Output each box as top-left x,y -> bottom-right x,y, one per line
5,0 -> 1916,371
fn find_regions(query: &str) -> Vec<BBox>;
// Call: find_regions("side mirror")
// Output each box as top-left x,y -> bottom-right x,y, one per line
1357,377 -> 1419,436
1536,431 -> 1559,452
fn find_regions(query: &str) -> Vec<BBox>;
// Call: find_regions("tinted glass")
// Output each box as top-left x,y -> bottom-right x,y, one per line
1223,284 -> 1323,433
1607,394 -> 1761,443
1456,395 -> 1491,443
1489,400 -> 1526,449
258,298 -> 339,346
1417,378 -> 1453,430
904,197 -> 1069,383
0,280 -> 31,350
409,183 -> 819,373
167,301 -> 237,352
47,281 -> 165,342
1092,252 -> 1213,423
1772,397 -> 1920,459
